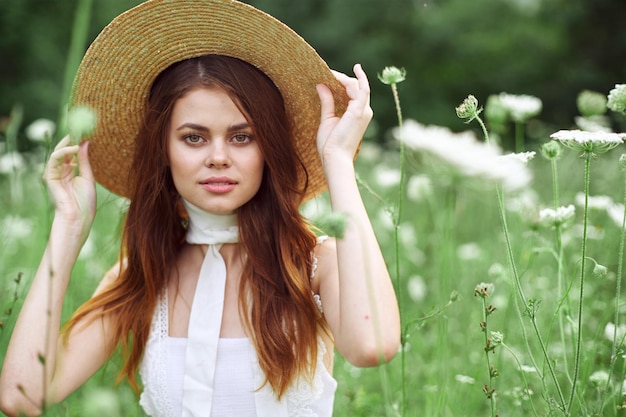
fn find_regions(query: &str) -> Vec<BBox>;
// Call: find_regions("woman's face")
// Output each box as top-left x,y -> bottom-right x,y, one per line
167,86 -> 264,214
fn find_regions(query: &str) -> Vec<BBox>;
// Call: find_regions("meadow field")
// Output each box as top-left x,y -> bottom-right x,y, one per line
2,78 -> 626,417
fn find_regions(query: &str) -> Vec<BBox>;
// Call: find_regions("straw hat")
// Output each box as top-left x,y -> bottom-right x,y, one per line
71,0 -> 349,201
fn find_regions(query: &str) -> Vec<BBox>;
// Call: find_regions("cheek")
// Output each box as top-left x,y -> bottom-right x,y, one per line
167,145 -> 189,187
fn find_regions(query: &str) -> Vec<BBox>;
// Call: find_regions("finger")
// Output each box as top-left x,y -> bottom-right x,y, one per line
352,64 -> 371,108
331,69 -> 349,79
54,135 -> 72,151
316,83 -> 336,122
77,141 -> 95,182
44,144 -> 80,180
353,64 -> 371,95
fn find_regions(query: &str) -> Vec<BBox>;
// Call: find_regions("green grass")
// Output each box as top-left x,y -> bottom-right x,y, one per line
4,130 -> 626,416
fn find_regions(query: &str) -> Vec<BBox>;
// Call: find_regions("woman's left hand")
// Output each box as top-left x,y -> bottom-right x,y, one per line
316,64 -> 373,164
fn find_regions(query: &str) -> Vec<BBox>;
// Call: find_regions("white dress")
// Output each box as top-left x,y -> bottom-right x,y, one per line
139,239 -> 337,417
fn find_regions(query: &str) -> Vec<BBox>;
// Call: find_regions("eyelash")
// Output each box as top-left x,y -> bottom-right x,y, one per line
182,133 -> 253,145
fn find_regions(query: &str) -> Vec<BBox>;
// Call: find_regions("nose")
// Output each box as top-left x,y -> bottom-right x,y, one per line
205,140 -> 231,168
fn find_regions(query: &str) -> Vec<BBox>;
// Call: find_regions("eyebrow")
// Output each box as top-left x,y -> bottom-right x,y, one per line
175,122 -> 251,132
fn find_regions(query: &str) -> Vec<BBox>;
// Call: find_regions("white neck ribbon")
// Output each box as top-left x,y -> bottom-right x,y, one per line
180,199 -> 238,417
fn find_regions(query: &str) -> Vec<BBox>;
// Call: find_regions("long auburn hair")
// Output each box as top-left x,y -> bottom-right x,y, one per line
65,55 -> 329,397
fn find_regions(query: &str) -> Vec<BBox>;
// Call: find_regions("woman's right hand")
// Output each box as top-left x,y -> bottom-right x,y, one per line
43,135 -> 96,238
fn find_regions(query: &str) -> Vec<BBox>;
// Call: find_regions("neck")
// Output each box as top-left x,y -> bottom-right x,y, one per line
181,199 -> 239,245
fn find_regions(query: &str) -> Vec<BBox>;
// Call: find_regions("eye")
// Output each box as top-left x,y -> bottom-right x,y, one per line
231,133 -> 252,144
183,134 -> 205,144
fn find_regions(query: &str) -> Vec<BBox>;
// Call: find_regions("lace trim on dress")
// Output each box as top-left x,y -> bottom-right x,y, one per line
139,291 -> 175,417
311,235 -> 329,314
285,338 -> 330,417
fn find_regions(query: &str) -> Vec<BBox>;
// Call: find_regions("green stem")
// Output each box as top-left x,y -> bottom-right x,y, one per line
476,115 -> 490,144
496,184 -> 567,412
482,298 -> 496,417
56,0 -> 93,141
389,82 -> 406,416
567,154 -> 591,413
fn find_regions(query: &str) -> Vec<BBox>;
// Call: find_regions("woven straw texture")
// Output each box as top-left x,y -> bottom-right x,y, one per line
70,0 -> 349,200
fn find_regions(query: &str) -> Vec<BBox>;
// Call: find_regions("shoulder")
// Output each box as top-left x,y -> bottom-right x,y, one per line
310,236 -> 338,293
93,259 -> 126,296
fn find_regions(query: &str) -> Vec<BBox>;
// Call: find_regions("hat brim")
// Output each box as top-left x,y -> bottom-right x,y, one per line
71,0 -> 349,201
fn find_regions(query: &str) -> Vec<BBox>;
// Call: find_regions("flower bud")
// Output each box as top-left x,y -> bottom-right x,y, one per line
484,94 -> 508,126
576,90 -> 607,117
67,105 -> 97,144
593,263 -> 608,279
455,94 -> 481,122
540,141 -> 562,160
377,66 -> 406,85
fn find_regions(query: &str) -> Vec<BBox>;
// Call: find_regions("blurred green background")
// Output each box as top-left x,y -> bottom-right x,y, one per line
1,0 -> 625,151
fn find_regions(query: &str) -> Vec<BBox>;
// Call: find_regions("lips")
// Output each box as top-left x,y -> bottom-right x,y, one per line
200,177 -> 237,194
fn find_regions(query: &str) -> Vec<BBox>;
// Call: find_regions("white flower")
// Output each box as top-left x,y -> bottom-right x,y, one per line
356,141 -> 382,162
498,93 -> 542,122
501,151 -> 536,165
488,262 -> 507,279
574,116 -> 612,133
519,365 -> 538,373
455,374 -> 476,384
374,166 -> 401,188
604,322 -> 626,343
589,370 -> 610,386
474,282 -> 494,298
506,189 -> 540,220
608,84 -> 626,115
539,204 -> 575,227
490,331 -> 504,345
25,118 -> 55,142
575,193 -> 615,211
0,152 -> 25,174
0,215 -> 34,240
395,119 -> 531,191
550,129 -> 624,155
606,203 -> 625,228
457,242 -> 482,260
574,193 -> 626,229
406,175 -> 433,202
399,224 -> 418,248
407,275 -> 427,302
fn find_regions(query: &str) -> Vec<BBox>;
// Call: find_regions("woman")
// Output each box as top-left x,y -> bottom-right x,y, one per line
0,1 -> 400,416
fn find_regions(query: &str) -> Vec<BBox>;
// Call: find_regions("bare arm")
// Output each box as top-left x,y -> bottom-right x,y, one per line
0,138 -> 116,416
314,65 -> 401,366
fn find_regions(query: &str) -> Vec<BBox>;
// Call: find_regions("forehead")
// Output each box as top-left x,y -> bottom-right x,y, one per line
170,85 -> 252,124
170,87 -> 248,123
